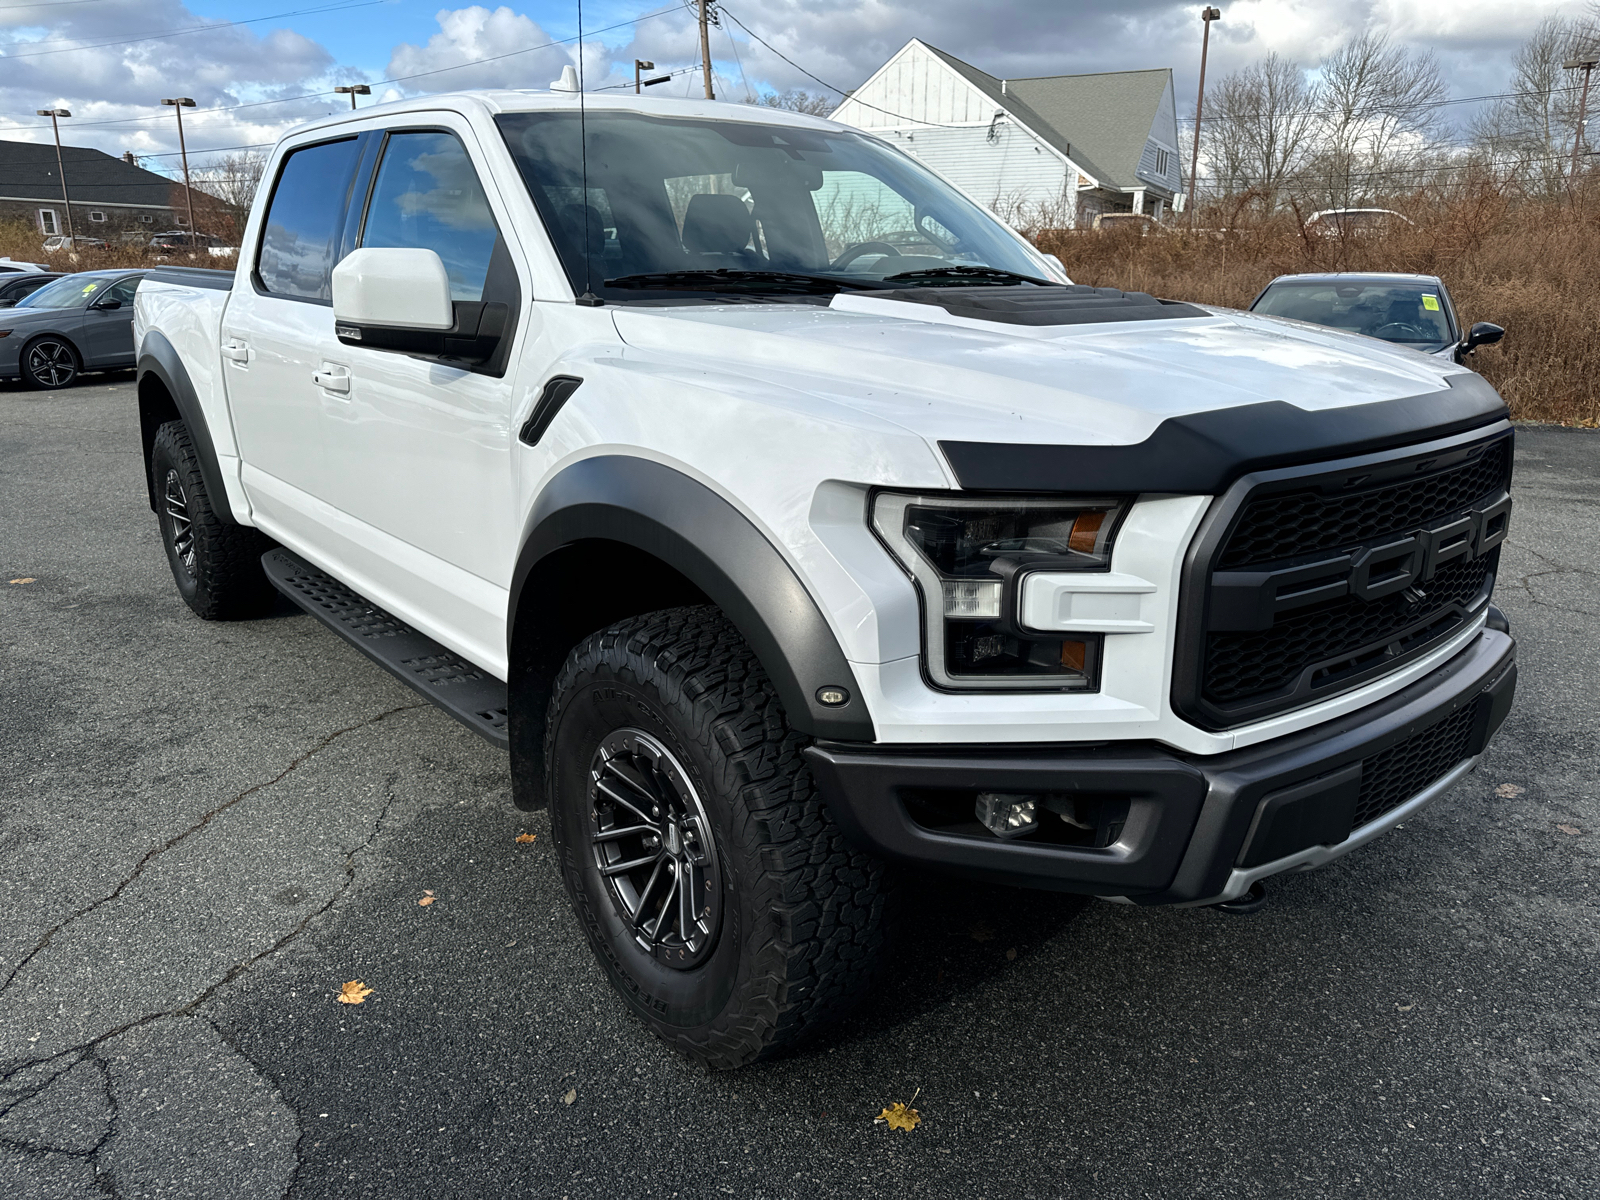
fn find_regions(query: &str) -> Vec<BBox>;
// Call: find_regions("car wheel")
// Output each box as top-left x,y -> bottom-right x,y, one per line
545,606 -> 887,1069
150,420 -> 276,619
20,335 -> 80,389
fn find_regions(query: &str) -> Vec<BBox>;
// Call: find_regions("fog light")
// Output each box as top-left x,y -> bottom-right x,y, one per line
975,792 -> 1038,839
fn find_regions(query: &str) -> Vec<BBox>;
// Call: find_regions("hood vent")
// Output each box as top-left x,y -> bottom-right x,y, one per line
839,284 -> 1208,327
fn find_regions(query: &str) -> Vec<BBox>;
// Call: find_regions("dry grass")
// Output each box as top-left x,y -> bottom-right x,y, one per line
1039,186 -> 1600,425
0,218 -> 224,273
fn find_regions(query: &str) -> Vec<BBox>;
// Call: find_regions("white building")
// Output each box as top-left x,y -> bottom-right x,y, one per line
831,39 -> 1183,229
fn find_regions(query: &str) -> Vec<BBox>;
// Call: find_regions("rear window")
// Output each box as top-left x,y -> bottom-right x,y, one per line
256,138 -> 362,302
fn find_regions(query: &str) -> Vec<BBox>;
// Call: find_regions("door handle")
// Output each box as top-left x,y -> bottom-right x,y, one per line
313,366 -> 351,394
221,341 -> 250,363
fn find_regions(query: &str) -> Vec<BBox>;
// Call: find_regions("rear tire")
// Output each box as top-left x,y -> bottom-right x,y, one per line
150,420 -> 275,620
20,336 -> 79,389
545,607 -> 886,1069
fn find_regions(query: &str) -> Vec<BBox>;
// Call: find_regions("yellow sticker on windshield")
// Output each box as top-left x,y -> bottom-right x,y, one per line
1422,294 -> 1440,311
81,283 -> 99,294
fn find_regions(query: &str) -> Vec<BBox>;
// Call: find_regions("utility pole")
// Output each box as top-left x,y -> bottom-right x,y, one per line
698,0 -> 715,100
1564,53 -> 1598,191
1187,6 -> 1221,228
334,84 -> 371,109
161,97 -> 198,239
36,108 -> 73,242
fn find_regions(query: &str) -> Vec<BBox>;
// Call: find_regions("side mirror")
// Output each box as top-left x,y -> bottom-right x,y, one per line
0,299 -> 15,308
92,298 -> 122,310
1462,321 -> 1504,353
332,246 -> 506,365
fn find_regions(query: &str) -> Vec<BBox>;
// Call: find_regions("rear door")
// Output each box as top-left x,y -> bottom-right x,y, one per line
225,135 -> 370,535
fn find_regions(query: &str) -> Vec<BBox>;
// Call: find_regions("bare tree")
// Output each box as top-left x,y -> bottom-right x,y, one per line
1312,32 -> 1449,208
188,151 -> 268,238
754,89 -> 834,117
1200,54 -> 1319,211
1473,16 -> 1600,196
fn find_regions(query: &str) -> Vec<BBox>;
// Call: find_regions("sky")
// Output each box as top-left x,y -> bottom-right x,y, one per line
0,0 -> 1590,178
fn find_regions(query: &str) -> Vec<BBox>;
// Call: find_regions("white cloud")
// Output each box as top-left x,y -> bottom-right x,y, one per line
384,6 -> 575,92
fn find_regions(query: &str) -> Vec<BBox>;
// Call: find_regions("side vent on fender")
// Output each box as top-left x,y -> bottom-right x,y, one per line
519,375 -> 583,446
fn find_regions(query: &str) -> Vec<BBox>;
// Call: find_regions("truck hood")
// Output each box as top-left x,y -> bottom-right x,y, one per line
610,294 -> 1472,448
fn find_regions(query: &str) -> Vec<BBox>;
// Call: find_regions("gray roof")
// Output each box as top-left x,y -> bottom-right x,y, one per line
0,139 -> 181,208
922,45 -> 1171,190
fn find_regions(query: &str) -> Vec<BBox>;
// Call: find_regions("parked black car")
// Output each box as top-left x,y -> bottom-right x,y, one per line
0,270 -> 144,389
0,272 -> 63,308
1249,272 -> 1504,365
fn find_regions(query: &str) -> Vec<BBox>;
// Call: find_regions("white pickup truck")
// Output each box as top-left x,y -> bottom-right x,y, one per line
134,90 -> 1516,1069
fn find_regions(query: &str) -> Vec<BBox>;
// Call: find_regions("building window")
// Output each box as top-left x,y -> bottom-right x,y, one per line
38,209 -> 59,235
88,210 -> 106,223
140,214 -> 153,223
176,216 -> 189,226
1154,148 -> 1170,177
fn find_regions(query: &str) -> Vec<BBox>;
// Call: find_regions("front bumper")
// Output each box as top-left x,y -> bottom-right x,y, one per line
804,625 -> 1516,905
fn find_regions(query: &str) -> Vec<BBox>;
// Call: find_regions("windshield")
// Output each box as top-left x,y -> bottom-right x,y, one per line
1252,281 -> 1454,345
16,274 -> 110,310
494,111 -> 1053,299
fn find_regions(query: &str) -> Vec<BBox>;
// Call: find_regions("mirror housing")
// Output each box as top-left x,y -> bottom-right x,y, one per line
91,298 -> 121,310
332,246 -> 506,365
1462,321 -> 1504,354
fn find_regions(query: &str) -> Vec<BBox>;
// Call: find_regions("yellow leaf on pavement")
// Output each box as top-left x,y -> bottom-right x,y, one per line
336,980 -> 373,1005
418,896 -> 434,906
515,833 -> 537,844
876,1101 -> 921,1132
8,578 -> 36,585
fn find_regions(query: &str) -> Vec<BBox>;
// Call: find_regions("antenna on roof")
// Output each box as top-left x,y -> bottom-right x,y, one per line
573,0 -> 603,307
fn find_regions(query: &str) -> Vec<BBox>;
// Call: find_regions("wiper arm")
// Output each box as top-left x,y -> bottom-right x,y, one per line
604,269 -> 874,294
880,266 -> 1054,286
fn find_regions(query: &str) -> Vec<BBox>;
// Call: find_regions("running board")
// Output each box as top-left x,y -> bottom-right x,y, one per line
261,548 -> 508,750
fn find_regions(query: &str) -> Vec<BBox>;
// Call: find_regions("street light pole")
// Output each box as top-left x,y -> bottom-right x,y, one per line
1187,6 -> 1221,228
635,59 -> 654,95
1564,54 -> 1598,190
334,84 -> 371,109
35,107 -> 73,242
161,97 -> 198,238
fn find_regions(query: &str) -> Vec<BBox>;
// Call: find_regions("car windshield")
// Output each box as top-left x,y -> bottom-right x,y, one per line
494,110 -> 1053,300
15,274 -> 110,310
1252,281 -> 1454,345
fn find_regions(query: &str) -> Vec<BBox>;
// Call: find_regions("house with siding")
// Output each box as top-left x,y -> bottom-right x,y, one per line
0,139 -> 193,239
830,40 -> 1183,228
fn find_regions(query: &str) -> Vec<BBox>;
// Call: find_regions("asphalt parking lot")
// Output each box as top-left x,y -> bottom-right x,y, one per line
2,375 -> 1597,1199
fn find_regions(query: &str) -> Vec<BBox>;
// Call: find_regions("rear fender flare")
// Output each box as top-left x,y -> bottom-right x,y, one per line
137,331 -> 235,522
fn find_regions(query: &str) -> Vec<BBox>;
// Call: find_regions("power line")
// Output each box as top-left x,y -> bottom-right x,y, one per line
0,0 -> 387,58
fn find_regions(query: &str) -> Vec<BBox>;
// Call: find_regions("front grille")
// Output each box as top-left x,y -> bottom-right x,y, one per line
1204,551 -> 1495,706
1353,702 -> 1478,828
1179,431 -> 1512,728
1219,440 -> 1511,569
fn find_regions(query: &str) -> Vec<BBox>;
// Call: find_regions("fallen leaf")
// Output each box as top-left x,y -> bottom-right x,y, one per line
1397,1003 -> 1415,1012
1495,783 -> 1525,798
1005,947 -> 1017,961
418,896 -> 434,906
562,1088 -> 577,1106
336,980 -> 373,1005
876,1101 -> 921,1132
515,833 -> 538,844
1557,824 -> 1582,836
8,578 -> 35,585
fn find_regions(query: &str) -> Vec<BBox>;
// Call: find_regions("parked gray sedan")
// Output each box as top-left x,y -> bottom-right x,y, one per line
0,269 -> 144,389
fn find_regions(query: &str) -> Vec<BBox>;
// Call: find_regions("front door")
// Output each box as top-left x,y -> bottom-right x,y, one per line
225,135 -> 366,541
316,123 -> 533,672
78,275 -> 140,366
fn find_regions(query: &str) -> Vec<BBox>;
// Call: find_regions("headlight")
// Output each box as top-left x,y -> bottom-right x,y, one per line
871,492 -> 1126,690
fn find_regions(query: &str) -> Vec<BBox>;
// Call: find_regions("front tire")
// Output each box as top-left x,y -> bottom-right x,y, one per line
545,607 -> 886,1069
20,336 -> 80,389
150,420 -> 275,620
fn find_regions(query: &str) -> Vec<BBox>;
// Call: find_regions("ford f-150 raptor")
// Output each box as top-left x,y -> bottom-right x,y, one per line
133,90 -> 1517,1069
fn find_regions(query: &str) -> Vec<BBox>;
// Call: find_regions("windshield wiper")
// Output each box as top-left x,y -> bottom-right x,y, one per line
604,270 -> 874,295
880,266 -> 1054,287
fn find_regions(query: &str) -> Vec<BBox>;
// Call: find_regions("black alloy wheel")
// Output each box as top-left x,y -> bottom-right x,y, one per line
21,336 -> 79,389
161,466 -> 197,582
588,728 -> 723,968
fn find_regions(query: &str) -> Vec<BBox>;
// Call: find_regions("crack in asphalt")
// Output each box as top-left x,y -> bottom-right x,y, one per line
0,703 -> 424,999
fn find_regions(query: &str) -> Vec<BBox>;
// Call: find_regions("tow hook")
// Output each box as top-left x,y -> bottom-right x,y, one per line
1214,880 -> 1268,915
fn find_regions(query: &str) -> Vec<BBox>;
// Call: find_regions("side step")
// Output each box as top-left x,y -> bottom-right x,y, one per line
261,548 -> 508,750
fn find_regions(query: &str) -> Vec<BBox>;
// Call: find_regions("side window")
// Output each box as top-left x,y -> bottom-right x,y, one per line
105,278 -> 140,306
360,131 -> 499,301
256,138 -> 363,302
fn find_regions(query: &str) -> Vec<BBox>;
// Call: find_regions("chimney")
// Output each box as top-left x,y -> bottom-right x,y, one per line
122,151 -> 136,165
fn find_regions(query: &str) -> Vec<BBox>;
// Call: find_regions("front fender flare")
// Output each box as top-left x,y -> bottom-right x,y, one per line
508,457 -> 875,799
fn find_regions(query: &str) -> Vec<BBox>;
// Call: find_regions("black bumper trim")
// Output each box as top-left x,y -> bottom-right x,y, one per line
805,628 -> 1516,901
